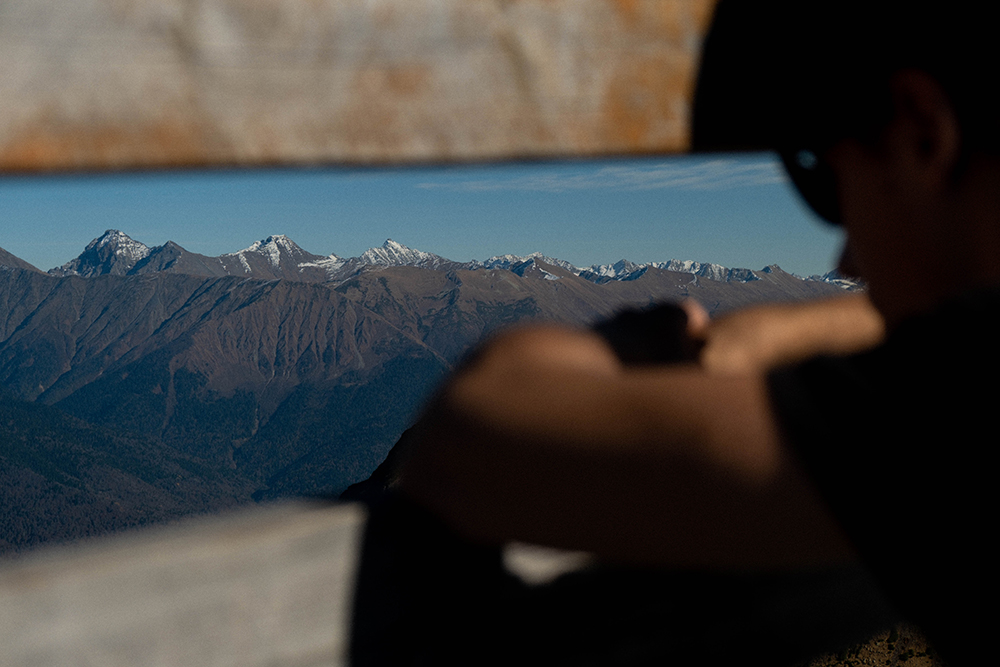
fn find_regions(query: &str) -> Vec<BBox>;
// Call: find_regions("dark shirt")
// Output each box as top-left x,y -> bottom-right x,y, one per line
769,287 -> 1000,665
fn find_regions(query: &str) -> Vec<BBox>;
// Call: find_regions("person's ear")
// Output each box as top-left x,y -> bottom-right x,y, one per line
886,69 -> 962,187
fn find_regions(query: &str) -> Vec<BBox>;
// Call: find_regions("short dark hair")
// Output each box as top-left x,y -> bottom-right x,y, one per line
692,1 -> 997,154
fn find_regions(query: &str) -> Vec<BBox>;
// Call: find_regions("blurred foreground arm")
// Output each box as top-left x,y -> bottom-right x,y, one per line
695,293 -> 885,374
400,295 -> 884,569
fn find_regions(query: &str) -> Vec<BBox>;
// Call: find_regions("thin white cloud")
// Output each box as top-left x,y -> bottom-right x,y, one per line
416,157 -> 788,193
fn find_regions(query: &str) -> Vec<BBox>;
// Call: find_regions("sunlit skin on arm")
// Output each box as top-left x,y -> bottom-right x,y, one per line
694,293 -> 885,375
401,295 -> 885,570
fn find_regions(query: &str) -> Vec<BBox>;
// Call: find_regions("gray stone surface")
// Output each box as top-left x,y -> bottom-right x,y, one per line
0,502 -> 366,667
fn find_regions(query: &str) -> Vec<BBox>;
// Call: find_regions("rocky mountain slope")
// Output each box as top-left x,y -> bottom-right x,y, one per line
0,232 -> 856,552
0,248 -> 42,274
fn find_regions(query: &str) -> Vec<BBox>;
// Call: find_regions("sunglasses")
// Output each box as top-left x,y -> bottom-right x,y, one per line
778,148 -> 842,227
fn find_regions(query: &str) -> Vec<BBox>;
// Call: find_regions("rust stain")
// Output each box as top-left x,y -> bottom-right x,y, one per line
331,66 -> 431,156
609,0 -> 717,43
0,115 -> 227,172
381,65 -> 432,97
601,54 -> 691,152
611,0 -> 641,21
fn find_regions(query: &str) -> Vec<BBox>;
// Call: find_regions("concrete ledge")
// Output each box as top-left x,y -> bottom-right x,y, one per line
0,501 -> 366,667
0,500 -> 937,666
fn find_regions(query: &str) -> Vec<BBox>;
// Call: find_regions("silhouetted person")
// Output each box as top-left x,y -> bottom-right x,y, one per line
359,2 -> 995,664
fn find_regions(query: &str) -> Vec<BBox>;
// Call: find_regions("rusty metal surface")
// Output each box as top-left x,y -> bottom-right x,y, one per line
0,0 -> 715,173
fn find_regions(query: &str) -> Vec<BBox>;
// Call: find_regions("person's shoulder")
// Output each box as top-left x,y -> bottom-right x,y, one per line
868,283 -> 1000,370
894,283 -> 1000,331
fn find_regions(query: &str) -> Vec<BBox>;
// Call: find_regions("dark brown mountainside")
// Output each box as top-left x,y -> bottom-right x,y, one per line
131,237 -> 339,282
331,260 -> 849,360
0,269 -> 445,485
129,241 -> 235,278
0,253 -> 851,552
0,249 -> 42,274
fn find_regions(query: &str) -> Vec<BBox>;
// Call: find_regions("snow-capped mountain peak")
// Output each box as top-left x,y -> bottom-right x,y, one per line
479,252 -> 582,275
49,229 -> 151,277
579,258 -> 760,283
217,234 -> 346,278
358,239 -> 448,268
584,259 -> 644,279
237,234 -> 308,269
658,259 -> 759,283
86,229 -> 151,262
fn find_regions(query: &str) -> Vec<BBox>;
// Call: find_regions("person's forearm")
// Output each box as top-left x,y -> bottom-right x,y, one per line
699,293 -> 884,374
400,326 -> 855,568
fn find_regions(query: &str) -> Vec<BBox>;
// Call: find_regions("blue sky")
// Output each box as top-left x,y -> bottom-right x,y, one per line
0,153 -> 844,277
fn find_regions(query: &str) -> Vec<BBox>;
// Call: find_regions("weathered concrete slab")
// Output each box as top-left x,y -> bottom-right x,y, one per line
0,0 -> 714,173
0,502 -> 366,667
0,500 -> 600,666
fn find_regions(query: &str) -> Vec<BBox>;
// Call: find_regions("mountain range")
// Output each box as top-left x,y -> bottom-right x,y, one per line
0,230 -> 856,553
37,229 -> 852,287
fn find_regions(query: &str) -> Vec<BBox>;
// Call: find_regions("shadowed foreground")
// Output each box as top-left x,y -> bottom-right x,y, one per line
0,501 -> 946,667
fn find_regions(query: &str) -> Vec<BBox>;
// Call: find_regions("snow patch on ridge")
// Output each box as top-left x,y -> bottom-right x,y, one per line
482,252 -> 761,284
299,254 -> 348,277
50,229 -> 151,276
479,252 -> 582,275
236,235 -> 295,269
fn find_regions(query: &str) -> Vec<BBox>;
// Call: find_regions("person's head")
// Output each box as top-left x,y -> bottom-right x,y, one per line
693,0 -> 1000,324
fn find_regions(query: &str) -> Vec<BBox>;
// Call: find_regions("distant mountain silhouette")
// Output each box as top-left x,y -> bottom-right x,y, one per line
22,230 -> 859,290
